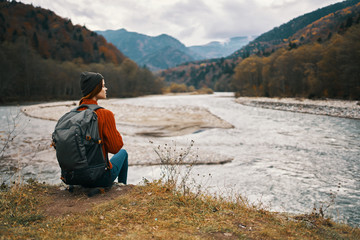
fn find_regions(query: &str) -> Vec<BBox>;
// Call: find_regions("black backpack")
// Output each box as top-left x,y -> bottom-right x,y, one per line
52,104 -> 112,187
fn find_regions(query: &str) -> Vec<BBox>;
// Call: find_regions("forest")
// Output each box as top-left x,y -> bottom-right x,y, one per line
0,37 -> 162,103
159,58 -> 236,91
0,1 -> 163,103
232,24 -> 360,99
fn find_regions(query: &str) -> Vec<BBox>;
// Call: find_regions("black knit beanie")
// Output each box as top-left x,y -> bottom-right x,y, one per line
80,72 -> 104,97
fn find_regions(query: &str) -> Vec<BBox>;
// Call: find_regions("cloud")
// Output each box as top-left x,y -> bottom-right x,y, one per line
20,0 -> 343,46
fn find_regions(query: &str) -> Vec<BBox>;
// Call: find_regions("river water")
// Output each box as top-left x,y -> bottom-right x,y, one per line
0,93 -> 359,227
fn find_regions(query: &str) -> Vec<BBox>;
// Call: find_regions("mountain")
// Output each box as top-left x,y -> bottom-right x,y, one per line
96,29 -> 184,61
159,0 -> 360,94
96,29 -> 198,71
188,36 -> 252,59
0,1 -> 125,64
97,28 -> 251,71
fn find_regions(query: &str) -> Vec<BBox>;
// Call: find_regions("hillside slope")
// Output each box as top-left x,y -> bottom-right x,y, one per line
0,1 -> 125,64
230,0 -> 360,59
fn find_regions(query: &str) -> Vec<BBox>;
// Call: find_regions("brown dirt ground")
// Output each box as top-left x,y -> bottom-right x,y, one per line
41,184 -> 134,217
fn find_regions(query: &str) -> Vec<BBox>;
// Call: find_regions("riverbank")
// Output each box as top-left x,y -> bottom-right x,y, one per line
1,180 -> 359,239
235,97 -> 360,119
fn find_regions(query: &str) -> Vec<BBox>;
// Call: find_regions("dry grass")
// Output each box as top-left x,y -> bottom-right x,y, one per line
1,180 -> 359,240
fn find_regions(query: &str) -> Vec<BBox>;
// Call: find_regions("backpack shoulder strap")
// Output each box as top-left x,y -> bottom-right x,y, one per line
73,104 -> 104,112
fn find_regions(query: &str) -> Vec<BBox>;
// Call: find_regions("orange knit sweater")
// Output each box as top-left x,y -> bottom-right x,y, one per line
79,99 -> 123,169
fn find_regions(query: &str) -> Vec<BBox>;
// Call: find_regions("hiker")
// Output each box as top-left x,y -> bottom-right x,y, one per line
78,71 -> 128,186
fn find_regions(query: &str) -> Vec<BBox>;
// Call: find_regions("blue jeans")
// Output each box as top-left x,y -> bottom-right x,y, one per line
110,149 -> 128,184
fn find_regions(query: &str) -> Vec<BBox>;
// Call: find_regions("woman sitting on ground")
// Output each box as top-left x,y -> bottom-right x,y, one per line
79,71 -> 128,186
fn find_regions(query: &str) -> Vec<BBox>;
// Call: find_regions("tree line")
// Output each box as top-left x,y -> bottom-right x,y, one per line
0,38 -> 163,103
160,58 -> 236,92
232,24 -> 360,99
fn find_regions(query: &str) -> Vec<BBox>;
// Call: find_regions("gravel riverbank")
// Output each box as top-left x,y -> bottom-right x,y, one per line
235,97 -> 360,119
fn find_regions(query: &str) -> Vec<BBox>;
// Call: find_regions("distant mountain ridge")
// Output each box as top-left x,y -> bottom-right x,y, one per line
96,28 -> 251,71
96,29 -> 195,71
188,36 -> 253,60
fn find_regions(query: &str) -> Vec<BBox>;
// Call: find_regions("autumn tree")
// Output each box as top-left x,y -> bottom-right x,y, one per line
233,56 -> 265,96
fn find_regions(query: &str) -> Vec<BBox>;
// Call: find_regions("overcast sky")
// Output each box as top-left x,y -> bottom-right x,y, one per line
20,0 -> 344,46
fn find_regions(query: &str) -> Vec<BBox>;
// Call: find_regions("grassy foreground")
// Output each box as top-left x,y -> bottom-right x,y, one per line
1,180 -> 359,240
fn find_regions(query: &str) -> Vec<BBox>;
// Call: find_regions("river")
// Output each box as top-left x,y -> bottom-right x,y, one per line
0,92 -> 359,227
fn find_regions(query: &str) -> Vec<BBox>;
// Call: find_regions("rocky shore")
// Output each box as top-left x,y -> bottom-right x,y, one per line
235,97 -> 360,119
